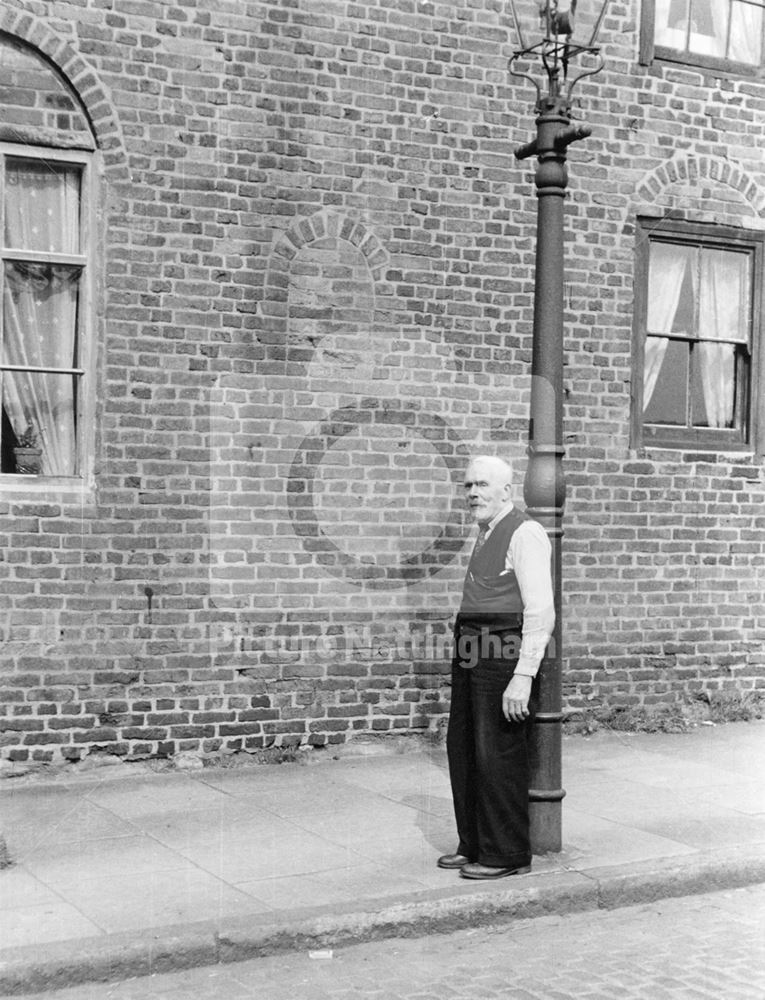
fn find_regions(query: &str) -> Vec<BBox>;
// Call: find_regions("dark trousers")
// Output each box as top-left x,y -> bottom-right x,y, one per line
446,654 -> 535,868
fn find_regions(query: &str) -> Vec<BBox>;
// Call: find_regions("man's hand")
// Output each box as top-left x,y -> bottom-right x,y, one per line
502,674 -> 533,723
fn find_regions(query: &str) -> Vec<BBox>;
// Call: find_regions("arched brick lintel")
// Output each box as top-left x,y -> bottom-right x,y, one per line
0,11 -> 128,176
635,153 -> 765,218
263,211 -> 390,316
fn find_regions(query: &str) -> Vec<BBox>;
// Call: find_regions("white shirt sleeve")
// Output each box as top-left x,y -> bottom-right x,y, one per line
505,519 -> 555,678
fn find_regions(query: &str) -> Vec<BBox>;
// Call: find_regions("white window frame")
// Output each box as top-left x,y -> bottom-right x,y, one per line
0,143 -> 96,494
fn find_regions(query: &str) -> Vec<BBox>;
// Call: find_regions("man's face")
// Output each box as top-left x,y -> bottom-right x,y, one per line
464,460 -> 511,524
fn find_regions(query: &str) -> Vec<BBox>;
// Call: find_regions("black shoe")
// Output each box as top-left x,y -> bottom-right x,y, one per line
459,862 -> 531,880
437,852 -> 472,870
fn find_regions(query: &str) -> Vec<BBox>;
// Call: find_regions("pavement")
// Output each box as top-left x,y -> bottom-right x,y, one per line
0,721 -> 764,997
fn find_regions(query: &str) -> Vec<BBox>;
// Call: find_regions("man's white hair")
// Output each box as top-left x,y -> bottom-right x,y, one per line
467,455 -> 513,486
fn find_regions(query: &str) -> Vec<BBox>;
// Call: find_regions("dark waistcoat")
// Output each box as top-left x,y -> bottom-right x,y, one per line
456,506 -> 529,637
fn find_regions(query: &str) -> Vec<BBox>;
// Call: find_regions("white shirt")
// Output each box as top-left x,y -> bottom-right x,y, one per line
481,503 -> 555,678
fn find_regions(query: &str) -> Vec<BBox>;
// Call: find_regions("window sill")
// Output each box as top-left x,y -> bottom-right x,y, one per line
0,474 -> 95,504
635,442 -> 757,460
652,45 -> 762,77
638,441 -> 753,454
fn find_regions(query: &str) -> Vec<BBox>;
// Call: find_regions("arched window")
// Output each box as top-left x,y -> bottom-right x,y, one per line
0,35 -> 96,483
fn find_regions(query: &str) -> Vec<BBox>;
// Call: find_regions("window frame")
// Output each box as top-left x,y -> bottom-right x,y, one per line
0,142 -> 96,491
631,217 -> 764,453
639,0 -> 765,74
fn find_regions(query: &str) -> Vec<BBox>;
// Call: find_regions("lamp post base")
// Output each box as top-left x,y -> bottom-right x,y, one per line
529,793 -> 565,854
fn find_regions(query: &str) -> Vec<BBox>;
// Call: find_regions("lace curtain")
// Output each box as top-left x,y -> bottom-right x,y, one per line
2,162 -> 81,476
729,0 -> 762,62
698,249 -> 748,428
655,0 -> 762,63
644,242 -> 692,411
644,241 -> 748,429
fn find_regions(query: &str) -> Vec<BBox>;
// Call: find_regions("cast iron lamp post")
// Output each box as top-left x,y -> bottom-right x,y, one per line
507,0 -> 609,852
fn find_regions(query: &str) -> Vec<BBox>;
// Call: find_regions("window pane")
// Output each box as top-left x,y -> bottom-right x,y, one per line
3,262 -> 80,369
698,248 -> 750,344
729,0 -> 762,62
1,371 -> 77,476
657,0 -> 691,46
644,337 -> 689,425
691,342 -> 737,428
647,243 -> 695,337
4,159 -> 81,254
687,0 -> 727,55
1,261 -> 80,476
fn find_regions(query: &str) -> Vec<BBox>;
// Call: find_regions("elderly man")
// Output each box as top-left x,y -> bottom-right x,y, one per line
439,455 -> 555,879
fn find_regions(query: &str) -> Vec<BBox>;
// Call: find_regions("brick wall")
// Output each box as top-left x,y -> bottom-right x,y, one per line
0,0 -> 763,766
